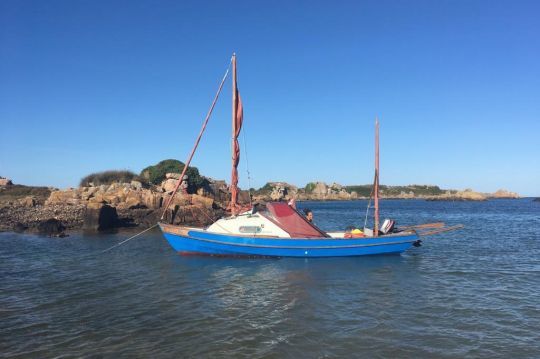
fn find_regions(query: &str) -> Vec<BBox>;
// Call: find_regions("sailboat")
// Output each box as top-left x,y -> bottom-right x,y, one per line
158,54 -> 461,257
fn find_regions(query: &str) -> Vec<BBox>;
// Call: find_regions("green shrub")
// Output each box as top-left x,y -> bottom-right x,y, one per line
344,184 -> 445,197
80,170 -> 139,187
304,182 -> 316,193
140,159 -> 208,193
0,184 -> 51,203
255,183 -> 275,195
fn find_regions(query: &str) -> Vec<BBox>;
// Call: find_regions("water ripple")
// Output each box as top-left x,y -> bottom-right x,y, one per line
1,199 -> 539,357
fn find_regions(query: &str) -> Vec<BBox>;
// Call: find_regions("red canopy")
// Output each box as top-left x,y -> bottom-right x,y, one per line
262,203 -> 329,238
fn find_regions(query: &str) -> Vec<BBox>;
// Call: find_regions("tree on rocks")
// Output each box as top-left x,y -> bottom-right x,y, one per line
140,159 -> 208,193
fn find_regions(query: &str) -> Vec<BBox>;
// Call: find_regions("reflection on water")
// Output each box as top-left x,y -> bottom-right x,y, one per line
1,199 -> 539,357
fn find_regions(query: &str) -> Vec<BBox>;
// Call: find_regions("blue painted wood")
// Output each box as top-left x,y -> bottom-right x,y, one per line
160,226 -> 419,257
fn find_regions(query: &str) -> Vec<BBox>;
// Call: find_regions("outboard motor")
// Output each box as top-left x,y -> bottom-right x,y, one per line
380,219 -> 396,234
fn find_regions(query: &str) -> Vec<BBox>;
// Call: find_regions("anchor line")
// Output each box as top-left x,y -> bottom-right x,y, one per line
101,224 -> 158,253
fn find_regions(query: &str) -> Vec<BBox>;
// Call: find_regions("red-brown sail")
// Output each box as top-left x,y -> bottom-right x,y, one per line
228,54 -> 243,215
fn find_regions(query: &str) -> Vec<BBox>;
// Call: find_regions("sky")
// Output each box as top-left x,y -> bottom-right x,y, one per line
1,0 -> 539,196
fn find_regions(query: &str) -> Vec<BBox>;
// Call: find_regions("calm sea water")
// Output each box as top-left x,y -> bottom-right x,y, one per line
1,199 -> 539,358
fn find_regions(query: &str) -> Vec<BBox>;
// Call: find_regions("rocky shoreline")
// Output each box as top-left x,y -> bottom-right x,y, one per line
0,173 -> 227,235
0,173 -> 523,235
251,182 -> 521,202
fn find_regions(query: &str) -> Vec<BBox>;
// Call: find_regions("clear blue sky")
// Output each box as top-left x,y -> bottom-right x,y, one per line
1,0 -> 539,196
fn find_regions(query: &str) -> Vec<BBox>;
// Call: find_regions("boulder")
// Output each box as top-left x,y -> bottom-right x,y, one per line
18,196 -> 36,207
106,183 -> 122,192
80,186 -> 99,200
426,188 -> 487,201
337,190 -> 351,200
0,177 -> 12,186
191,194 -> 214,209
169,193 -> 191,207
13,222 -> 28,232
207,180 -> 229,203
330,183 -> 343,191
38,218 -> 67,237
312,182 -> 328,196
161,178 -> 179,193
457,189 -> 487,201
83,203 -> 118,231
117,191 -> 146,210
142,190 -> 163,209
238,190 -> 251,204
165,173 -> 181,180
102,193 -> 122,206
130,180 -> 143,190
45,189 -> 81,205
197,187 -> 209,196
490,189 -> 520,199
88,193 -> 106,204
261,182 -> 298,201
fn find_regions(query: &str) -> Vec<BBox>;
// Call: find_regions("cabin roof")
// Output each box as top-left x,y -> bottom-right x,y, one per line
262,202 -> 329,238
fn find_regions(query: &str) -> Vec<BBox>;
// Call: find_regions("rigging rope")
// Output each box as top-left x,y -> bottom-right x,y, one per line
363,172 -> 376,229
188,203 -> 233,234
241,120 -> 253,207
101,57 -> 234,254
160,57 -> 233,220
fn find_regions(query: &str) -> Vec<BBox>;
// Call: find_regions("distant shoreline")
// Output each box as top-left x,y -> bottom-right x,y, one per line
0,176 -> 526,235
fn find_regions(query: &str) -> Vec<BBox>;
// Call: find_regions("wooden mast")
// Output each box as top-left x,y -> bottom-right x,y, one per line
374,117 -> 380,237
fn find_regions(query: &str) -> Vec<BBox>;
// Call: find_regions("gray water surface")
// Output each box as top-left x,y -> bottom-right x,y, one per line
1,199 -> 539,358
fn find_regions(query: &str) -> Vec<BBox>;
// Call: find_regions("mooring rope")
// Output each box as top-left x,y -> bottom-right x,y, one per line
101,223 -> 159,253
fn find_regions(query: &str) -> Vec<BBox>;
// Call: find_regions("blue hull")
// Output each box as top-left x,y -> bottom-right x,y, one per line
160,224 -> 419,258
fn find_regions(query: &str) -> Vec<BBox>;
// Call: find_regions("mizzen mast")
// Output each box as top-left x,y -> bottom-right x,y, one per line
374,117 -> 380,237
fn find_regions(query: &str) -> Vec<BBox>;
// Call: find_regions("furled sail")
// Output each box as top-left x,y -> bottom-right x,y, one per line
229,54 -> 243,215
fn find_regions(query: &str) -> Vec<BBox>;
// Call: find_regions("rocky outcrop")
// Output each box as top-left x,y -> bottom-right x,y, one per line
0,203 -> 85,232
46,188 -> 81,206
83,203 -> 118,231
18,196 -> 36,207
269,182 -> 297,201
38,218 -> 67,237
0,173 -> 232,233
0,177 -> 13,186
253,181 -> 359,202
300,182 -> 357,201
204,178 -> 229,203
426,189 -> 487,201
0,172 -> 525,234
13,222 -> 28,232
489,189 -> 520,199
251,182 -> 297,202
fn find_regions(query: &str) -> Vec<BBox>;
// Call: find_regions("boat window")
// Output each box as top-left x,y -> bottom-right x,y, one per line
239,226 -> 262,234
